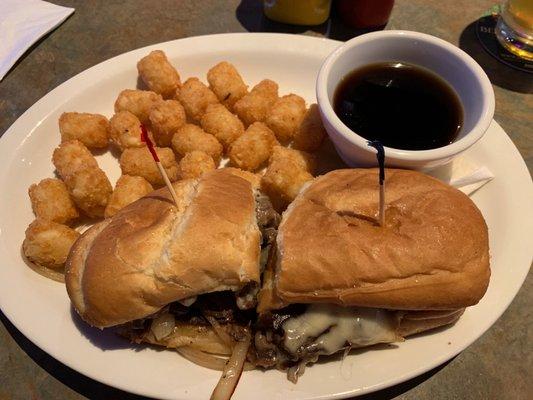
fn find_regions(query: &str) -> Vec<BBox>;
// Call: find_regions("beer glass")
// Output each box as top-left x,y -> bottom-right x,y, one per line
495,0 -> 533,60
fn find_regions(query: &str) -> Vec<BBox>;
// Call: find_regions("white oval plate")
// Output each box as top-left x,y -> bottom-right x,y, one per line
0,33 -> 531,400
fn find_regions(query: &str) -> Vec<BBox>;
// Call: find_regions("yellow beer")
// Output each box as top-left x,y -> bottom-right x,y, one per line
496,0 -> 533,60
507,0 -> 533,30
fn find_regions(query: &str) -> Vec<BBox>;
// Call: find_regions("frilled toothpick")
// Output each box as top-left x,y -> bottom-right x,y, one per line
140,124 -> 179,207
368,140 -> 385,226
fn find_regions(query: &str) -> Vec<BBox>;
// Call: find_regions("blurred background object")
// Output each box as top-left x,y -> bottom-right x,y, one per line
263,0 -> 332,25
495,0 -> 533,60
475,8 -> 533,75
337,0 -> 395,30
261,0 -> 395,32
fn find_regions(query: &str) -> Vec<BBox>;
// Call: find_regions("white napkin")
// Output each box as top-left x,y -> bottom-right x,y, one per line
0,0 -> 74,81
428,155 -> 494,195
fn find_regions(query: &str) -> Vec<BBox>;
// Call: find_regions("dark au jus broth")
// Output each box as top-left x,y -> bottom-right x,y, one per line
333,62 -> 463,150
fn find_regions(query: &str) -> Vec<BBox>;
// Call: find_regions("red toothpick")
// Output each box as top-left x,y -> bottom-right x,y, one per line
140,124 -> 179,207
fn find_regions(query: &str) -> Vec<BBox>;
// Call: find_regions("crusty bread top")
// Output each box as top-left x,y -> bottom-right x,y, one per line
260,169 -> 490,311
65,169 -> 260,328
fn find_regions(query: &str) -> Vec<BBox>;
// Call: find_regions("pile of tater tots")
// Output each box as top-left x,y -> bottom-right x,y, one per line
22,50 -> 327,279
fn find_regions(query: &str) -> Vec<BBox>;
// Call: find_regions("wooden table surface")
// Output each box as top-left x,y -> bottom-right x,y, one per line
0,1 -> 531,399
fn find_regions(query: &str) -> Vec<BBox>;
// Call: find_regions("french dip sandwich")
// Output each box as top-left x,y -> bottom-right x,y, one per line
65,167 -> 490,396
253,169 -> 490,381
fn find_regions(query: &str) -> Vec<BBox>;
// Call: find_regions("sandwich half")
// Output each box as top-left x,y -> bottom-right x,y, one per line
253,168 -> 490,381
66,168 -> 280,367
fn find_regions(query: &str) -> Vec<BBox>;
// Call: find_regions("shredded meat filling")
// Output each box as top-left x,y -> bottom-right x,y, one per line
120,291 -> 256,344
236,192 -> 280,310
255,192 -> 281,251
247,305 -> 307,371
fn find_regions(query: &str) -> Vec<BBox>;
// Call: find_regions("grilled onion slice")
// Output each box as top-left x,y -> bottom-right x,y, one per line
210,335 -> 251,400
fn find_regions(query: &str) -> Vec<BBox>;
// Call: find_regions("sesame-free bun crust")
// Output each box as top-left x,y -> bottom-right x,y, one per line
66,169 -> 260,328
398,309 -> 465,337
265,169 -> 490,311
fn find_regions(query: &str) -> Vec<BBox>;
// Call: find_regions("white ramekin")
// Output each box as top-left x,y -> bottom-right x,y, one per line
316,30 -> 495,170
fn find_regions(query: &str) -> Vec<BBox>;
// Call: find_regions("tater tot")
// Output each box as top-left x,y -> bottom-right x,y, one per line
137,50 -> 181,99
23,219 -> 80,269
175,78 -> 219,123
178,151 -> 216,179
207,62 -> 248,111
233,79 -> 278,127
262,167 -> 313,212
171,124 -> 223,164
59,112 -> 109,148
149,100 -> 187,147
114,89 -> 162,123
120,147 -> 178,186
104,175 -> 154,218
109,111 -> 145,150
228,122 -> 278,171
200,103 -> 244,151
52,140 -> 112,218
52,140 -> 98,177
292,104 -> 327,152
261,150 -> 314,211
265,94 -> 306,143
270,145 -> 317,174
29,178 -> 78,224
63,168 -> 112,218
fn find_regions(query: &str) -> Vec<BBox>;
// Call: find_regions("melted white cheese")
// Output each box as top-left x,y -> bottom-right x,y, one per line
283,304 -> 399,356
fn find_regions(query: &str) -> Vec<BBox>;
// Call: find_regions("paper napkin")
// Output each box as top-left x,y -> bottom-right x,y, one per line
0,0 -> 74,81
429,155 -> 495,196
